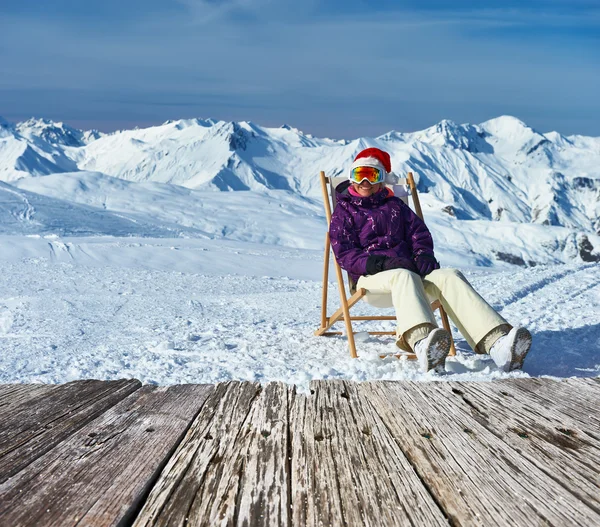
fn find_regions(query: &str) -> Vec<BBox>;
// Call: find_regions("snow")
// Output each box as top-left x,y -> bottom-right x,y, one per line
0,114 -> 598,389
4,171 -> 599,268
0,235 -> 598,390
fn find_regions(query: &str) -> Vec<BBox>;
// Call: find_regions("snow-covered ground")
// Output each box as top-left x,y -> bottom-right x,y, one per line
1,235 -> 598,390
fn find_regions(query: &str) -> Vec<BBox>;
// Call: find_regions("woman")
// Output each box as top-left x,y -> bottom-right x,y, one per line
329,147 -> 532,372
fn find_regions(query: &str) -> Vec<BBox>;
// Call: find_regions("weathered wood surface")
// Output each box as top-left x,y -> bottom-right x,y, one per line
0,379 -> 141,483
441,381 -> 600,509
290,380 -> 449,527
0,377 -> 598,527
501,377 -> 600,432
0,384 -> 212,527
133,381 -> 287,526
358,380 -> 600,525
0,384 -> 56,412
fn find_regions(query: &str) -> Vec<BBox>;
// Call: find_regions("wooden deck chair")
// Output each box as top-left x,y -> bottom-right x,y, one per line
315,171 -> 456,360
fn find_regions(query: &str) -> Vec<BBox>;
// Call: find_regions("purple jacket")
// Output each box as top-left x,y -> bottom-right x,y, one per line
329,181 -> 436,283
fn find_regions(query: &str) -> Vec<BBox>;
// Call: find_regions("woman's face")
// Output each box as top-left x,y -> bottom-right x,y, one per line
352,181 -> 383,197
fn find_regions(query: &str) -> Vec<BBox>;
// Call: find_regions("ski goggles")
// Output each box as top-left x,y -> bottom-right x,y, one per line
349,166 -> 385,184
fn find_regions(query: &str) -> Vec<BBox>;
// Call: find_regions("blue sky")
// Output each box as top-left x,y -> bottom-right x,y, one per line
1,0 -> 599,138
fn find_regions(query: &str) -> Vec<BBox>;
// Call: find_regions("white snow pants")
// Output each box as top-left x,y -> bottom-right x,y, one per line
356,268 -> 508,352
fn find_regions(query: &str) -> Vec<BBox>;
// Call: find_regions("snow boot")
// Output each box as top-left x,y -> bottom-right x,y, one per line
414,328 -> 452,372
489,327 -> 532,372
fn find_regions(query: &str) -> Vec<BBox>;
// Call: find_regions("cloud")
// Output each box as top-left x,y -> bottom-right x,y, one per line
172,0 -> 263,23
170,0 -> 317,25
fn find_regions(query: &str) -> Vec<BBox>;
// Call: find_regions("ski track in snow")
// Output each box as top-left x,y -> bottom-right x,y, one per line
3,184 -> 35,222
0,245 -> 598,390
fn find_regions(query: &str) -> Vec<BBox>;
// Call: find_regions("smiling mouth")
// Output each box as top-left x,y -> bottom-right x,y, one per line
358,184 -> 376,191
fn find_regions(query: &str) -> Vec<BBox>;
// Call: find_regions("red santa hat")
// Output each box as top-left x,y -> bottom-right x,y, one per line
350,147 -> 392,176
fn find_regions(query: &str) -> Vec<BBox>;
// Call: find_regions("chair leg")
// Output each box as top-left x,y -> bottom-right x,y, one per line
345,313 -> 358,358
438,305 -> 456,356
319,233 -> 331,330
314,289 -> 365,336
333,261 -> 358,358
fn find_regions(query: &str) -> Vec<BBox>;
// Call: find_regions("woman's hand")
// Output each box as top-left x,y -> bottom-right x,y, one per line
414,252 -> 440,276
366,255 -> 419,274
383,257 -> 419,274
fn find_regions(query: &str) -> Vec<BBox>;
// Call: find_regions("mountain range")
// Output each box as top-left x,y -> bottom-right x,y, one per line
1,114 -> 598,267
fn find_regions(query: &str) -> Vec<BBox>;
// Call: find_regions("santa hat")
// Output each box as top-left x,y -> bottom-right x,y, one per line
349,147 -> 397,183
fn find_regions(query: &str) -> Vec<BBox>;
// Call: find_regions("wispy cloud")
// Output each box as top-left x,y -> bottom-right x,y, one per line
170,0 -> 316,25
172,0 -> 265,23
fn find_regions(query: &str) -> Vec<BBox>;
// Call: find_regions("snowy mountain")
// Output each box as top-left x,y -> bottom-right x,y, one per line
5,172 -> 324,247
0,118 -> 82,181
0,115 -> 598,267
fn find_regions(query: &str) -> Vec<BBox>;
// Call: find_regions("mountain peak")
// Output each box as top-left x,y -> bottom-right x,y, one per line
437,118 -> 460,128
18,117 -> 72,131
479,115 -> 532,135
165,117 -> 217,130
275,123 -> 310,137
16,117 -> 85,147
415,119 -> 488,152
484,115 -> 527,126
478,115 -> 550,157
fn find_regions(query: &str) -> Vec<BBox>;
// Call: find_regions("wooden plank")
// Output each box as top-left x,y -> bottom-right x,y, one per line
359,381 -> 600,526
500,378 -> 600,433
290,380 -> 449,527
289,384 -> 343,527
513,377 -> 600,411
565,376 -> 600,394
0,384 -> 212,527
455,378 -> 600,450
0,379 -> 141,483
0,384 -> 24,398
430,381 -> 600,511
235,382 -> 290,525
0,384 -> 57,413
548,376 -> 600,402
133,381 -> 278,527
570,376 -> 600,386
0,384 -> 47,399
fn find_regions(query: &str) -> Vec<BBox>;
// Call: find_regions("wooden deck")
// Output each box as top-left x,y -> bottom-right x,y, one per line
0,378 -> 599,526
